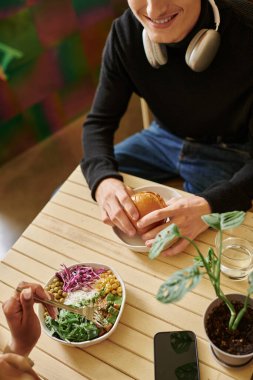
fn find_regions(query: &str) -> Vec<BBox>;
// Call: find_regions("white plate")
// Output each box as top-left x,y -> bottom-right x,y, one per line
38,263 -> 126,347
113,184 -> 181,252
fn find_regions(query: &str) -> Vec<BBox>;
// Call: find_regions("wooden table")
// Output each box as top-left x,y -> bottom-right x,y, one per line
1,166 -> 253,380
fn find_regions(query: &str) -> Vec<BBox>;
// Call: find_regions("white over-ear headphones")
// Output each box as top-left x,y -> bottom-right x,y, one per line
142,0 -> 221,72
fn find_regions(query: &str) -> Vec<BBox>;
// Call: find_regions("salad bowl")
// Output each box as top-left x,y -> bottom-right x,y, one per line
38,262 -> 126,347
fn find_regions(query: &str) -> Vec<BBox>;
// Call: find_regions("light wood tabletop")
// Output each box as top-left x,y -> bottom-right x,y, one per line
1,166 -> 253,380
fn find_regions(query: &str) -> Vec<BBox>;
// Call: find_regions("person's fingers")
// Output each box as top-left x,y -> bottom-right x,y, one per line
43,292 -> 58,319
19,373 -> 39,380
140,221 -> 170,241
0,354 -> 40,380
97,185 -> 137,235
33,285 -> 58,319
116,188 -> 139,222
19,288 -> 37,325
162,238 -> 190,257
33,284 -> 51,300
106,197 -> 137,236
100,208 -> 114,226
0,360 -> 27,380
145,239 -> 154,248
20,373 -> 39,380
165,197 -> 180,206
137,208 -> 170,229
125,185 -> 135,197
95,179 -> 139,235
170,196 -> 211,217
16,283 -> 57,319
161,222 -> 208,256
1,353 -> 33,372
2,297 -> 20,320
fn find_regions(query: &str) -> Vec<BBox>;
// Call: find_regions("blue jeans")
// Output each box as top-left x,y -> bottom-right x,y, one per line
114,121 -> 251,194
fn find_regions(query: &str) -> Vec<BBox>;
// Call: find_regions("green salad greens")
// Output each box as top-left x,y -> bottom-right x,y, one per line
45,293 -> 123,343
45,310 -> 99,342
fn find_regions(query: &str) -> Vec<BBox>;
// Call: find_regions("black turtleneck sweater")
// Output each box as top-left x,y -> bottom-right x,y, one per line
81,0 -> 253,212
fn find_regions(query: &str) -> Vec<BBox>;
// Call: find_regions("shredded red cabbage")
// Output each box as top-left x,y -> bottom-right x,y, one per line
56,264 -> 106,292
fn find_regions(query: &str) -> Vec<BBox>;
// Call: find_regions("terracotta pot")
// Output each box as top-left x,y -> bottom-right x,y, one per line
204,294 -> 253,367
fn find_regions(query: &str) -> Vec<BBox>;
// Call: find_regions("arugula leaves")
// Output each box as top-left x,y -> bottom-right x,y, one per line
45,310 -> 99,342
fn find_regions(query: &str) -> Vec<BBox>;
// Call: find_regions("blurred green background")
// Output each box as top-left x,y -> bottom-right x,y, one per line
0,0 -> 126,165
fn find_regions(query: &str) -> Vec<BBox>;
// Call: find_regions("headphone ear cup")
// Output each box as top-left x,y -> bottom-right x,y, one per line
142,29 -> 168,68
152,42 -> 168,66
142,28 -> 159,68
186,29 -> 221,72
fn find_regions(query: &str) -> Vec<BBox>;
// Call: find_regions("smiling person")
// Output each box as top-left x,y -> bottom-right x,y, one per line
0,283 -> 56,380
81,0 -> 253,256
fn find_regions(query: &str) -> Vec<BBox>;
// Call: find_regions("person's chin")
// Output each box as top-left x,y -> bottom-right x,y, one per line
149,29 -> 184,44
152,34 -> 185,44
151,36 -> 177,44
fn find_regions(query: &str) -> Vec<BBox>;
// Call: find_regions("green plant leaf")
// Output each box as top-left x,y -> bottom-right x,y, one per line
152,211 -> 248,332
156,265 -> 203,303
220,211 -> 245,230
201,213 -> 221,229
148,224 -> 180,260
201,211 -> 245,231
192,248 -> 217,275
206,247 -> 218,273
193,256 -> 204,267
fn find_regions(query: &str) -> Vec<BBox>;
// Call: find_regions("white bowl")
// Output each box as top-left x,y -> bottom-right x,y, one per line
38,263 -> 126,347
113,184 -> 181,252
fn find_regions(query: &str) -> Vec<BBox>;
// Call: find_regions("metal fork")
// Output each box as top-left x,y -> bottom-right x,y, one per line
16,286 -> 105,327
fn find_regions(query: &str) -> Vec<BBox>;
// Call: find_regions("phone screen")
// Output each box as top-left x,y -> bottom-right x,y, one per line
154,331 -> 200,380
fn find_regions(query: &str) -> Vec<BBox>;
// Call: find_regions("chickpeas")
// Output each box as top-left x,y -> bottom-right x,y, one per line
44,277 -> 67,305
117,286 -> 122,294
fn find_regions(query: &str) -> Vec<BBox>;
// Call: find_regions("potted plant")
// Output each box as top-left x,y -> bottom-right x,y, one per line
149,211 -> 253,367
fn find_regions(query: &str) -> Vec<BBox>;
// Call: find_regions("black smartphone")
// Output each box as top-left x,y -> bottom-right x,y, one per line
154,331 -> 200,380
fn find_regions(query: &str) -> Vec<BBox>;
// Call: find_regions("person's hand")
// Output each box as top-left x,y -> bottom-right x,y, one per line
95,178 -> 139,236
0,353 -> 40,380
2,282 -> 57,357
136,195 -> 211,256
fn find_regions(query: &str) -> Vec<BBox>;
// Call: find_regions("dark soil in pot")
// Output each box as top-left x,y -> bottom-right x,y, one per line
206,300 -> 253,355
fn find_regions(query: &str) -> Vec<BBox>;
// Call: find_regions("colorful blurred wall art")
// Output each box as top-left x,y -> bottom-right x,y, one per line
0,42 -> 23,81
0,0 -> 125,165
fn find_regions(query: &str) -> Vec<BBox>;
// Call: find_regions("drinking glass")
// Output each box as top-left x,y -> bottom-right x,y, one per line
215,235 -> 253,280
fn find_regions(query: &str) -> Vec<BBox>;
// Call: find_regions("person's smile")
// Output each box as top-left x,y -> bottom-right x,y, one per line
128,0 -> 201,43
144,11 -> 179,30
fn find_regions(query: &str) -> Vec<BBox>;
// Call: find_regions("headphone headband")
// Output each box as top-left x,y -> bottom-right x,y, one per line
208,0 -> 220,30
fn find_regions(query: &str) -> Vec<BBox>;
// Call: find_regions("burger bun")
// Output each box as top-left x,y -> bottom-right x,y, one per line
130,191 -> 167,234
